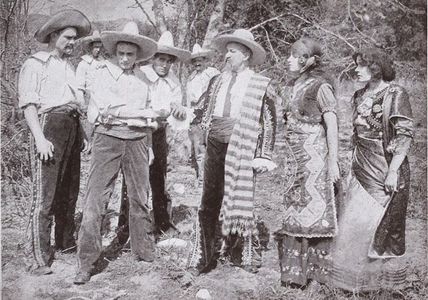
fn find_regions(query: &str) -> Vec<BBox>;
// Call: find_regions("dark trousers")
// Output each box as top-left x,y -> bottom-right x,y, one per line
188,124 -> 205,181
27,111 -> 81,268
77,133 -> 153,272
150,126 -> 173,233
193,134 -> 227,272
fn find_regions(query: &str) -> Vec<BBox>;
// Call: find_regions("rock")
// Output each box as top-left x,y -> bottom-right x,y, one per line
173,183 -> 186,195
196,289 -> 212,300
157,238 -> 187,249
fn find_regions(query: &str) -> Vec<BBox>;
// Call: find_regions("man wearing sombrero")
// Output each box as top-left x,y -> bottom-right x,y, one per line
75,21 -> 159,284
139,31 -> 190,237
18,9 -> 90,276
76,30 -> 105,105
187,29 -> 278,274
186,43 -> 220,186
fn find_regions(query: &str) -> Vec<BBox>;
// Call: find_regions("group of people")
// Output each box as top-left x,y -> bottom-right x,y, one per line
19,8 -> 414,293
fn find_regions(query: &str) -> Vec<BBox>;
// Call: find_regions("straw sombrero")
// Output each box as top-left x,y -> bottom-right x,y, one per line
213,29 -> 266,65
34,9 -> 91,44
101,22 -> 157,61
156,31 -> 191,62
189,43 -> 215,60
79,30 -> 102,49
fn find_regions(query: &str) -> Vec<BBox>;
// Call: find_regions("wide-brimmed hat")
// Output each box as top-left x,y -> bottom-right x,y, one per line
189,43 -> 215,60
156,31 -> 191,61
79,30 -> 102,49
101,22 -> 157,61
213,29 -> 266,65
34,9 -> 91,43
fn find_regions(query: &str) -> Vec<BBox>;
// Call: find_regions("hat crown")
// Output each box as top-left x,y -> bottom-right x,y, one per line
122,22 -> 140,35
232,29 -> 255,42
192,43 -> 203,54
158,31 -> 175,47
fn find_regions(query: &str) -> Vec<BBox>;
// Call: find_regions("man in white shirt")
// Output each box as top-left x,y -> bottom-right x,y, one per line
18,9 -> 91,276
187,29 -> 278,275
75,22 -> 158,284
76,30 -> 105,106
139,31 -> 190,236
186,43 -> 220,185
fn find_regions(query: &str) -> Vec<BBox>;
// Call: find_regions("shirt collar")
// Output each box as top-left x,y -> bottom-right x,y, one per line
81,54 -> 94,64
140,64 -> 179,88
32,51 -> 71,64
105,59 -> 138,81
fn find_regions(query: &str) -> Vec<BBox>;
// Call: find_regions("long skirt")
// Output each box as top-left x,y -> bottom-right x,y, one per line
330,136 -> 410,292
275,118 -> 338,286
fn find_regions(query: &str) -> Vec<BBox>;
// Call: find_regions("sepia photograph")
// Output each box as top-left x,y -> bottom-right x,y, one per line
1,0 -> 427,299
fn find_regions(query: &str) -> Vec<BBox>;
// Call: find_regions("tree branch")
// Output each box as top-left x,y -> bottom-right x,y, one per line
248,13 -> 287,31
288,13 -> 357,51
246,11 -> 356,51
389,0 -> 426,15
347,0 -> 379,45
133,0 -> 160,35
261,26 -> 279,63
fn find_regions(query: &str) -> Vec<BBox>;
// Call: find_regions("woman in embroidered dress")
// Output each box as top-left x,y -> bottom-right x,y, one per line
330,48 -> 413,292
274,38 -> 340,289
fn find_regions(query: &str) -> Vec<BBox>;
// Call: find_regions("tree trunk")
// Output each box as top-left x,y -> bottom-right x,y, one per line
152,0 -> 168,34
202,0 -> 226,48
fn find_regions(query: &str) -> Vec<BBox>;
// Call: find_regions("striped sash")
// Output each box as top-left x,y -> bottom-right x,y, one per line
221,74 -> 270,236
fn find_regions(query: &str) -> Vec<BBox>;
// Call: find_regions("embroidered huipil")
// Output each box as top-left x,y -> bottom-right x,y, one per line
18,51 -> 79,113
281,75 -> 338,237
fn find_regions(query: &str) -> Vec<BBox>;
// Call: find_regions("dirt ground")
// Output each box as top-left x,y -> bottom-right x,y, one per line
2,92 -> 427,299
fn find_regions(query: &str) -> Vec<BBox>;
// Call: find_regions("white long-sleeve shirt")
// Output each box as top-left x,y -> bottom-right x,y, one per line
186,66 -> 220,107
18,51 -> 78,113
76,54 -> 105,92
140,64 -> 182,112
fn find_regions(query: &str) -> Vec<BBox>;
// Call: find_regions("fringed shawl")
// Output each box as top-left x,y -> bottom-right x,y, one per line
220,74 -> 271,237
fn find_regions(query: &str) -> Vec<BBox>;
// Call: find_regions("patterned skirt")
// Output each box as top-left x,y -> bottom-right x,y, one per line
275,117 -> 337,286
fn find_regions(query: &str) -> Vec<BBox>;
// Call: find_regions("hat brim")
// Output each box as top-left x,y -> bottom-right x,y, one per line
213,35 -> 266,65
79,36 -> 102,49
101,32 -> 158,61
34,9 -> 91,44
157,45 -> 191,62
190,50 -> 215,60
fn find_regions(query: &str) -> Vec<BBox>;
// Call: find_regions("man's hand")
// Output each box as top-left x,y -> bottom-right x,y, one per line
170,103 -> 187,120
252,158 -> 276,174
82,138 -> 92,154
35,137 -> 54,162
148,147 -> 155,166
254,165 -> 268,174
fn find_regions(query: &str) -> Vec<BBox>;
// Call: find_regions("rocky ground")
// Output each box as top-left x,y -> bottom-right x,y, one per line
2,90 -> 427,299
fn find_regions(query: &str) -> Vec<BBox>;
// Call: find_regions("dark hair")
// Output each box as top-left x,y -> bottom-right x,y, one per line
89,40 -> 102,48
352,48 -> 395,82
289,37 -> 333,85
291,38 -> 323,59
